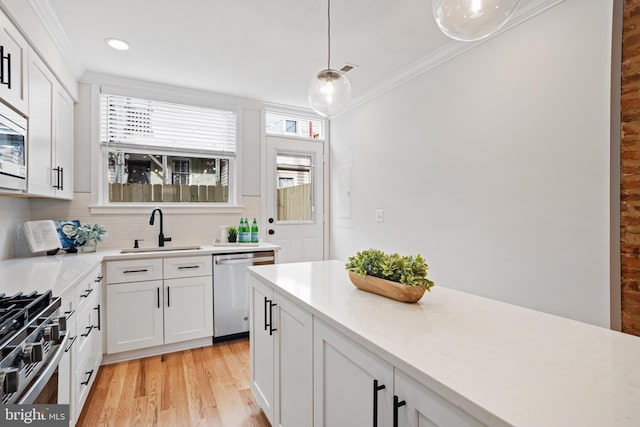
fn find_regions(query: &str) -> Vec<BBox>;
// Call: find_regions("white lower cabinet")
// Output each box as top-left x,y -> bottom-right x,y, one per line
313,318 -> 394,427
249,274 -> 313,427
106,256 -> 213,355
164,276 -> 214,344
58,263 -> 103,426
106,280 -> 164,353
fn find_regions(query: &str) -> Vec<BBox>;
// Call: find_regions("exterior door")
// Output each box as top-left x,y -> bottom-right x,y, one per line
265,136 -> 324,263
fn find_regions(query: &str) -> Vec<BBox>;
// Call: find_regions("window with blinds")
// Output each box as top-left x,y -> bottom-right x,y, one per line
100,93 -> 237,204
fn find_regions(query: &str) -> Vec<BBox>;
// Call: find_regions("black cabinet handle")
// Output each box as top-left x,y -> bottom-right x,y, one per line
81,369 -> 94,386
94,304 -> 101,331
177,265 -> 199,270
53,167 -> 62,190
64,309 -> 75,320
80,288 -> 93,298
0,46 -> 11,89
123,269 -> 148,274
373,379 -> 386,427
264,296 -> 269,331
157,287 -> 160,309
393,395 -> 406,427
64,335 -> 77,353
60,167 -> 64,191
269,301 -> 277,336
94,275 -> 103,283
81,325 -> 93,338
167,287 -> 170,307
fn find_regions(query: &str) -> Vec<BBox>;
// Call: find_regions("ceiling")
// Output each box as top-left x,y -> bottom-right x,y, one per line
45,0 -> 452,109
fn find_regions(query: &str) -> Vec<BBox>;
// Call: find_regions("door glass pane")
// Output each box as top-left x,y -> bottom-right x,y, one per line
276,152 -> 313,222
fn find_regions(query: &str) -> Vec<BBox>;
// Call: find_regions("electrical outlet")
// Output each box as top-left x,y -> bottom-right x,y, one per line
375,209 -> 384,223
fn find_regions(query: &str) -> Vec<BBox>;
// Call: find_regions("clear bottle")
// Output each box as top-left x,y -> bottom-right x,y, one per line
251,217 -> 259,243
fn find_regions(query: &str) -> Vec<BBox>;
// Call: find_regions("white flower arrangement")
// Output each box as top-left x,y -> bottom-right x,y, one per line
69,224 -> 107,246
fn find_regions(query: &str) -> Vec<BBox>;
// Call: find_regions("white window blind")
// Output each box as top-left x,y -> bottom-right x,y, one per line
101,94 -> 237,154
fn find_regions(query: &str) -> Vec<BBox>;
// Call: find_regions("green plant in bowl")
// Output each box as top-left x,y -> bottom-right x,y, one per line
345,249 -> 435,290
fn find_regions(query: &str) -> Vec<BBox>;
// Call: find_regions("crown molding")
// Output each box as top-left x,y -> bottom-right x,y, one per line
343,0 -> 567,116
29,0 -> 85,79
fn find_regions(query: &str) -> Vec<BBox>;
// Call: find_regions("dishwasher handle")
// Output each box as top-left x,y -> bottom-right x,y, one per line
215,256 -> 274,265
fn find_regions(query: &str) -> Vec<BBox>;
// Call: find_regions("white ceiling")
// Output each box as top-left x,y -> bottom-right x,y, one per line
45,0 -> 452,109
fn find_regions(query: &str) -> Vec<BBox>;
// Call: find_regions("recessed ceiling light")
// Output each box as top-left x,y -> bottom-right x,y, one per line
105,38 -> 130,51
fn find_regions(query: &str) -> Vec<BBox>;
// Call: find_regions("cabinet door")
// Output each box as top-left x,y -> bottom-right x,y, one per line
106,280 -> 164,353
274,292 -> 312,427
249,275 -> 275,424
314,318 -> 394,427
163,275 -> 213,344
394,370 -> 486,427
0,10 -> 28,113
53,85 -> 73,199
27,52 -> 55,197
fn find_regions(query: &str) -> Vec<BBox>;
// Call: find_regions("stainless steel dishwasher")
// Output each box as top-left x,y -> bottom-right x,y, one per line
213,250 -> 275,340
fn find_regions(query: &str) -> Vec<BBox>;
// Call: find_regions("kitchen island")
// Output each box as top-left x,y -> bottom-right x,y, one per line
248,260 -> 640,427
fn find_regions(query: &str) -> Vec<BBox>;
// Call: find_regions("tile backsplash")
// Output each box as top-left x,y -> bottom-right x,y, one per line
0,197 -> 31,260
30,193 -> 263,251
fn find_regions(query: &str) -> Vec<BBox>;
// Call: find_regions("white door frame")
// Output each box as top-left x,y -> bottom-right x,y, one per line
260,111 -> 329,261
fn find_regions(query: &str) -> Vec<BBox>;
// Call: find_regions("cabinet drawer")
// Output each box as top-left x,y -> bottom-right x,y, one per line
75,264 -> 103,312
163,256 -> 212,279
74,347 -> 97,413
74,299 -> 101,363
107,258 -> 163,284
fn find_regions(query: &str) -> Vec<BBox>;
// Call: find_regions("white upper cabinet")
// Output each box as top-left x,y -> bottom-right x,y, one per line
0,8 -> 28,114
27,49 -> 74,199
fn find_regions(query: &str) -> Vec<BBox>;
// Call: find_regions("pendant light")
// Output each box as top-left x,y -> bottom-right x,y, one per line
433,0 -> 521,42
308,0 -> 351,118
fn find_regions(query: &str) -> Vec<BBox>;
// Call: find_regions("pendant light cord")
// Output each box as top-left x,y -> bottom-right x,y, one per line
327,0 -> 331,70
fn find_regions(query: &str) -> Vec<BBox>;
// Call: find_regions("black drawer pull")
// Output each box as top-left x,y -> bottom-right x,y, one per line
81,370 -> 94,386
393,395 -> 406,427
373,379 -> 386,427
94,304 -> 101,331
177,265 -> 199,270
123,269 -> 148,274
81,325 -> 94,338
94,275 -> 103,283
80,288 -> 93,298
64,335 -> 77,352
64,309 -> 75,320
157,287 -> 160,308
269,301 -> 277,336
264,297 -> 269,331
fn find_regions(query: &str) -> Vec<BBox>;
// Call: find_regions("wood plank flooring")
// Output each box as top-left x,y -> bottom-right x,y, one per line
76,338 -> 270,427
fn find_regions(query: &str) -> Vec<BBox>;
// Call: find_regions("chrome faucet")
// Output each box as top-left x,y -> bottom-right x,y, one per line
149,208 -> 172,247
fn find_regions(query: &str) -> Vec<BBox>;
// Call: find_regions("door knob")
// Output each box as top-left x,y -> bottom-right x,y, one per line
268,218 -> 274,223
268,229 -> 275,235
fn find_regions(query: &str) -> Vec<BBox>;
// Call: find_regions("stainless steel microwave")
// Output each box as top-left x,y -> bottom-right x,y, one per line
0,100 -> 26,191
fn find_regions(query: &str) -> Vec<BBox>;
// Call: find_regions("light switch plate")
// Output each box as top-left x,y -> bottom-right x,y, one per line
376,209 -> 384,223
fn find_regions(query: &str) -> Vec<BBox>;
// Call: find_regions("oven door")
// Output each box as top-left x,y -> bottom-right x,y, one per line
17,333 -> 69,405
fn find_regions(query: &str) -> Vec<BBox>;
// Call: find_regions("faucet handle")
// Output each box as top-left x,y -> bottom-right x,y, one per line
134,239 -> 144,248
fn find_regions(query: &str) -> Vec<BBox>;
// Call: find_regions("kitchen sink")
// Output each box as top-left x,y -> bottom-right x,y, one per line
120,245 -> 203,254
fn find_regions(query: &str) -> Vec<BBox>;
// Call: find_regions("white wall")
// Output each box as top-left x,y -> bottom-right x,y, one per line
330,0 -> 614,327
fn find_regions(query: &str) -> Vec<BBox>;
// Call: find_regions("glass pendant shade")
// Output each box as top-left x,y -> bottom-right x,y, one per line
433,0 -> 521,42
308,69 -> 352,118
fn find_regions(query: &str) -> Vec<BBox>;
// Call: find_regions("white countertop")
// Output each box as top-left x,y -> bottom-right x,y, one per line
0,243 -> 279,297
247,260 -> 640,427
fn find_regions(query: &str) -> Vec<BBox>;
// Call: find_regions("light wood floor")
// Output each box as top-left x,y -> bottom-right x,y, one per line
76,338 -> 270,427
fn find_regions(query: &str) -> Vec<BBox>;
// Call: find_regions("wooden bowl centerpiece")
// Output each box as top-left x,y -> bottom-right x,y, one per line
345,249 -> 435,303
